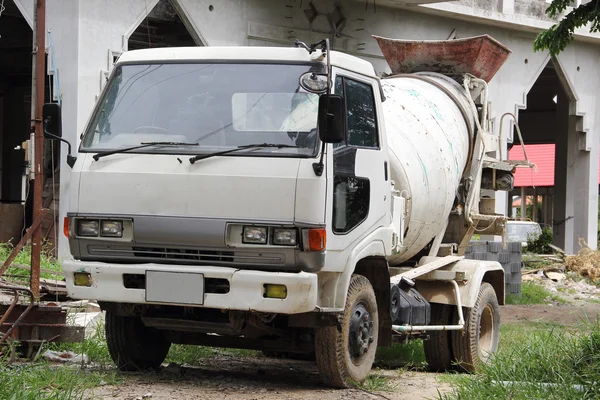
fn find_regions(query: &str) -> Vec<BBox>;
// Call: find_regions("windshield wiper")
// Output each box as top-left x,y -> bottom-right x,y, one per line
93,141 -> 198,161
189,143 -> 299,165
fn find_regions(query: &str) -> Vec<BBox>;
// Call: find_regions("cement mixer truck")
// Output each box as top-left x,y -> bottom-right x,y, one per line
43,34 -> 532,388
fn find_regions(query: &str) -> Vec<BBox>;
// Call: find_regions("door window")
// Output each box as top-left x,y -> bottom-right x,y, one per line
333,76 -> 379,148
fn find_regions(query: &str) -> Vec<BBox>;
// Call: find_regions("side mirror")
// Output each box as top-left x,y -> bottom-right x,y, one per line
42,102 -> 77,168
318,94 -> 346,144
43,103 -> 62,139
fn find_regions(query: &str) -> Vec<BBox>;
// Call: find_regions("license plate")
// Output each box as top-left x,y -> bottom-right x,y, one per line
145,271 -> 205,305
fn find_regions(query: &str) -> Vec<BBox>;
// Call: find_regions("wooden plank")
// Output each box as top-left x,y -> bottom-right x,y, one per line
390,255 -> 464,284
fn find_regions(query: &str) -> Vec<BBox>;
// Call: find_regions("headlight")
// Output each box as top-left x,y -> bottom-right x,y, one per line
101,220 -> 123,237
77,220 -> 99,237
243,226 -> 268,244
273,228 -> 297,246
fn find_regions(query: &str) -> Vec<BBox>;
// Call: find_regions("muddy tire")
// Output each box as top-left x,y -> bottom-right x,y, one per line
451,282 -> 500,372
315,274 -> 378,388
423,303 -> 454,372
106,311 -> 171,371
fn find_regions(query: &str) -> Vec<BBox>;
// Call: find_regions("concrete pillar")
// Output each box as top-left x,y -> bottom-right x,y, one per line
542,194 -> 548,226
553,88 -> 576,252
520,186 -> 526,220
531,188 -> 538,222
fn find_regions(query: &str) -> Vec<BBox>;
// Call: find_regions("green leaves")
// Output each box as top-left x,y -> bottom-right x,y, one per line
535,0 -> 600,55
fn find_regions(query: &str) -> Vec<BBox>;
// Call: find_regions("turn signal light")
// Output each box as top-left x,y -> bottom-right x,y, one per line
308,228 -> 326,251
264,284 -> 287,299
63,217 -> 71,238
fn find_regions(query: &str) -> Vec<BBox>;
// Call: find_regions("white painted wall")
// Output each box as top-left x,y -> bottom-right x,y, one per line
41,0 -> 599,260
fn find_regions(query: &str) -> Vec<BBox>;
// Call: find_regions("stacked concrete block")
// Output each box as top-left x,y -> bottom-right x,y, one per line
465,241 -> 522,295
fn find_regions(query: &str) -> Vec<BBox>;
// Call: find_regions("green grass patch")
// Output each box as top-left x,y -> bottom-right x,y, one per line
0,362 -> 120,400
441,321 -> 600,399
506,281 -> 566,305
165,344 -> 259,366
48,321 -> 112,367
0,243 -> 63,281
357,369 -> 395,392
375,340 -> 426,369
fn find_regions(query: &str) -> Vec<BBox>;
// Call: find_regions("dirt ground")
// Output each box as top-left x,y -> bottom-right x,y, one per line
89,356 -> 451,400
85,302 -> 600,400
501,302 -> 600,325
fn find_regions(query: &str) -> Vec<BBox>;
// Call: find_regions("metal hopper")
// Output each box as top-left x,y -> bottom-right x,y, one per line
373,34 -> 512,83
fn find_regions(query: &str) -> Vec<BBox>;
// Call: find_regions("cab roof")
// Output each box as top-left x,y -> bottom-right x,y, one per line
116,46 -> 377,78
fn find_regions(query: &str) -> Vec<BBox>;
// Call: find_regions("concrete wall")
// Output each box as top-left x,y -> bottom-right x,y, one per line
23,0 -> 596,259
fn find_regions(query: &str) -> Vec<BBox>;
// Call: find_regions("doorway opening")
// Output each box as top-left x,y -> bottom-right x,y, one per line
509,59 -> 573,249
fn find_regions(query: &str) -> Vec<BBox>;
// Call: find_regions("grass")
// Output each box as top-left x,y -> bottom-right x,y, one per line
165,344 -> 259,366
0,243 -> 63,282
356,369 -> 396,392
47,321 -> 113,367
0,360 -> 120,400
375,339 -> 426,369
440,321 -> 600,399
506,281 -> 566,305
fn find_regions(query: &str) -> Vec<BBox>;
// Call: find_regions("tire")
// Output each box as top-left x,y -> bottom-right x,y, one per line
423,303 -> 454,372
451,282 -> 500,372
315,274 -> 379,388
105,311 -> 171,371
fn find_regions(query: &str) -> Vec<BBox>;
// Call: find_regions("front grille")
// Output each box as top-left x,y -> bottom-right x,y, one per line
88,245 -> 286,266
132,247 -> 235,262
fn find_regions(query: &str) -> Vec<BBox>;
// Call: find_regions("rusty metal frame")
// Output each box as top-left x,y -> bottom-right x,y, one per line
0,208 -> 49,279
0,284 -> 35,343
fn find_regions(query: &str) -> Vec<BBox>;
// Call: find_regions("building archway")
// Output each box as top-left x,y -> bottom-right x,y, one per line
127,0 -> 203,50
510,58 -> 589,252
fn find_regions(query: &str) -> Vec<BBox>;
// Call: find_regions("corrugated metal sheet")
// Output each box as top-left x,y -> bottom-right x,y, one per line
509,144 -> 600,187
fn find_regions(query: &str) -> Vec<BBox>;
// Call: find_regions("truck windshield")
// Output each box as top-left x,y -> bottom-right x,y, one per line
81,63 -> 322,157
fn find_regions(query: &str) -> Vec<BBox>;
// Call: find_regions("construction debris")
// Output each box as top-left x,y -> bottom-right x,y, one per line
43,350 -> 88,364
565,243 -> 600,283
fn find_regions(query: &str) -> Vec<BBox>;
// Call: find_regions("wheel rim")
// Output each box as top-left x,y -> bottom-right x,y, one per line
479,303 -> 495,356
348,301 -> 375,364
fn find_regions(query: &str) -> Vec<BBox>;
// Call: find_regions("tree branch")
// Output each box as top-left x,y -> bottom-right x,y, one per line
534,0 -> 600,55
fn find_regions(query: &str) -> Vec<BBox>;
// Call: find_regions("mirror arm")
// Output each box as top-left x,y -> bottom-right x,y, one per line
312,142 -> 326,176
312,38 -> 331,177
44,127 -> 77,168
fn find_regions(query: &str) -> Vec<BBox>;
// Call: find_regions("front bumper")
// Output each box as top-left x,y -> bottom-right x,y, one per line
62,260 -> 318,314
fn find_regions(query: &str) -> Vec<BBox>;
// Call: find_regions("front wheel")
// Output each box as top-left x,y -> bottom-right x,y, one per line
105,311 -> 171,371
315,274 -> 379,388
451,282 -> 500,372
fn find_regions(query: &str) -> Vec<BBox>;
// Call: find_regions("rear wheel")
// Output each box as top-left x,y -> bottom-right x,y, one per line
315,274 -> 378,388
105,311 -> 171,371
423,303 -> 454,371
451,282 -> 500,372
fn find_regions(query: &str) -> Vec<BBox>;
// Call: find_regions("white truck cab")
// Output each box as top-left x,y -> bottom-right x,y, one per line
43,37 -> 532,387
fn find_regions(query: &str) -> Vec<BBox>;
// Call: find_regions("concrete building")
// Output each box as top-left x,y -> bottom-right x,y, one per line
0,0 -> 598,259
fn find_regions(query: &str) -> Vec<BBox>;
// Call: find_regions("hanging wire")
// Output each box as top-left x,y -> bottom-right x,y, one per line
0,0 -> 6,19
